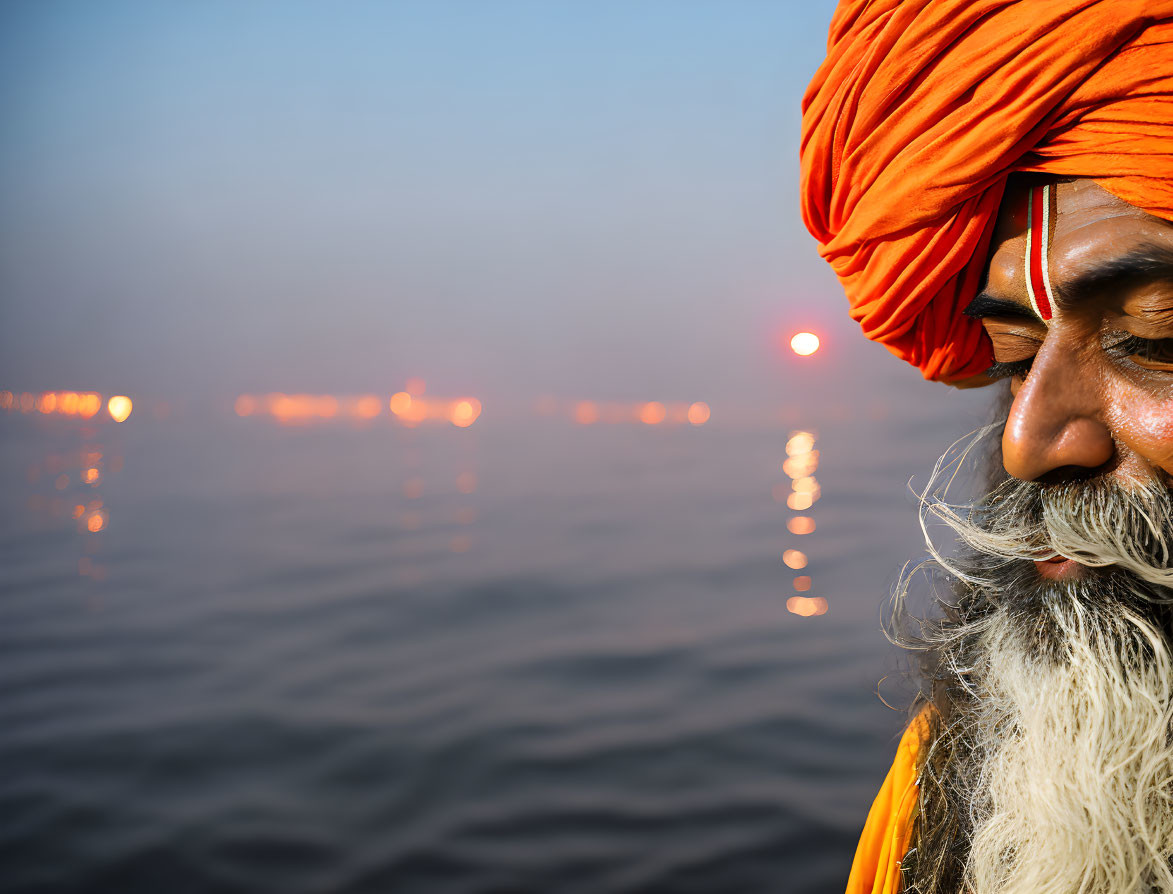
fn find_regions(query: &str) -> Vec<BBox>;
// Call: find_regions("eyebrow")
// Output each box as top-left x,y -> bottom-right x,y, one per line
1057,242 -> 1173,307
963,241 -> 1173,320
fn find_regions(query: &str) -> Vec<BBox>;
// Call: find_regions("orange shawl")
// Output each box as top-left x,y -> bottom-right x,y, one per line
800,1 -> 1173,382
846,715 -> 926,894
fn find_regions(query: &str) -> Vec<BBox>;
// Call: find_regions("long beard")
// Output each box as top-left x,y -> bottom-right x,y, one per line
894,423 -> 1173,894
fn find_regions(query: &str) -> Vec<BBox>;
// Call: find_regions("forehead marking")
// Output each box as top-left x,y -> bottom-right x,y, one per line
1024,184 -> 1055,323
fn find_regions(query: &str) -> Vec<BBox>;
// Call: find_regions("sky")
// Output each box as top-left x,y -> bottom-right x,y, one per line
0,0 -> 934,407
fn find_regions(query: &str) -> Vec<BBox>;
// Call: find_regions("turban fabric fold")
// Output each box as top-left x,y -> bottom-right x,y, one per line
800,0 -> 1173,382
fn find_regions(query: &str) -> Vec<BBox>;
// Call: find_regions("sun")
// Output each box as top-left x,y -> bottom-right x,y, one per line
790,332 -> 820,356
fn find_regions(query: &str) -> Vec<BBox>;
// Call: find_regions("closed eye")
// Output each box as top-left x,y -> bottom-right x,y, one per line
985,358 -> 1034,381
1104,333 -> 1173,371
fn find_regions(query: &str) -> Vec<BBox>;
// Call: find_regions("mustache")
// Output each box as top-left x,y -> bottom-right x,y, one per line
918,425 -> 1173,590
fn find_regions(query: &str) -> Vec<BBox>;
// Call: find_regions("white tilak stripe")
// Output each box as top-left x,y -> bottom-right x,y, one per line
1040,183 -> 1055,322
1024,188 -> 1043,321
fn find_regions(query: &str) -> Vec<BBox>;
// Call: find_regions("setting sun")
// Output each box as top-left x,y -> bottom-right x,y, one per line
790,332 -> 820,356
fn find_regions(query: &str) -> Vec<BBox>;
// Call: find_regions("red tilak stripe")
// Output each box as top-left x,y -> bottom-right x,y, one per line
1028,185 -> 1052,321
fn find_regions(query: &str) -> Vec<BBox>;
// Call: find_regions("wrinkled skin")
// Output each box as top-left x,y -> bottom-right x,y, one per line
973,177 -> 1173,491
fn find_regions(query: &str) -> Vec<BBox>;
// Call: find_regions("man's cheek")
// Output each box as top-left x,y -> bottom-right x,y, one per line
1110,392 -> 1173,479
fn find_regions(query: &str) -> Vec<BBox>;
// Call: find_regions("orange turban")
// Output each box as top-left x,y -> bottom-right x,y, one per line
800,0 -> 1173,382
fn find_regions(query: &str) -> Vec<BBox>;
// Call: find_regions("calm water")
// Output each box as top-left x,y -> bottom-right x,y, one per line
0,392 -> 990,893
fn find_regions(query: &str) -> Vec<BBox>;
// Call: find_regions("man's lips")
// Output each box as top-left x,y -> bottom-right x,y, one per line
1034,554 -> 1086,581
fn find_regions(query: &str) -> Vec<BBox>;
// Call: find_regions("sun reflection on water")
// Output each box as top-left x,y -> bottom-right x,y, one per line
6,384 -> 836,607
782,430 -> 825,618
11,430 -> 121,581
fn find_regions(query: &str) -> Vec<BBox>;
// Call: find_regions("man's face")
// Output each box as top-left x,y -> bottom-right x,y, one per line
901,180 -> 1173,893
971,178 -> 1173,502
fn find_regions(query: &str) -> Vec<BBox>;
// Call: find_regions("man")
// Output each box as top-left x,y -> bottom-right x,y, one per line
799,2 -> 1173,892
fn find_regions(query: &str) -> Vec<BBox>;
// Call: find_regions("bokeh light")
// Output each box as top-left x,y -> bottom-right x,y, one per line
785,432 -> 815,456
783,453 -> 819,479
639,402 -> 666,425
687,402 -> 711,425
107,395 -> 133,422
787,516 -> 816,535
782,549 -> 808,570
787,492 -> 813,511
450,398 -> 482,427
78,394 -> 101,418
787,596 -> 828,617
792,475 -> 819,495
354,395 -> 381,419
389,392 -> 413,416
574,401 -> 599,425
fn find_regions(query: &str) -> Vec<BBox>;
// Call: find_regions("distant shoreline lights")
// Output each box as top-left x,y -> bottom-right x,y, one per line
0,391 -> 131,422
233,392 -> 483,428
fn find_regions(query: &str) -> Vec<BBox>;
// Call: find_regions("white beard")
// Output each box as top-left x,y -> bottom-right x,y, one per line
893,424 -> 1173,893
957,600 -> 1173,893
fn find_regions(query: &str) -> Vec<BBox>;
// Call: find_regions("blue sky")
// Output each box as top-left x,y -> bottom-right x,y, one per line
1,0 -> 928,405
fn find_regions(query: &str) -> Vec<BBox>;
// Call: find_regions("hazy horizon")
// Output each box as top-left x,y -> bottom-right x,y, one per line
0,0 -> 947,412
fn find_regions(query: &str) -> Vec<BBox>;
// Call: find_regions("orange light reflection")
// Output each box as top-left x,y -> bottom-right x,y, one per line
574,401 -> 599,425
787,492 -> 813,511
782,549 -> 807,569
786,432 -> 815,455
78,394 -> 101,418
639,402 -> 666,425
450,398 -> 481,428
107,395 -> 133,422
783,453 -> 819,479
687,402 -> 711,425
389,392 -> 412,416
354,395 -> 381,419
787,596 -> 828,617
787,516 -> 816,535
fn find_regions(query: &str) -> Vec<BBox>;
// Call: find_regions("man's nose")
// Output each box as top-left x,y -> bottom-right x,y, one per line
1001,344 -> 1115,482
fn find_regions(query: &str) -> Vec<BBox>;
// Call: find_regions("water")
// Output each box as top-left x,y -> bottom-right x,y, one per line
0,392 -> 991,893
